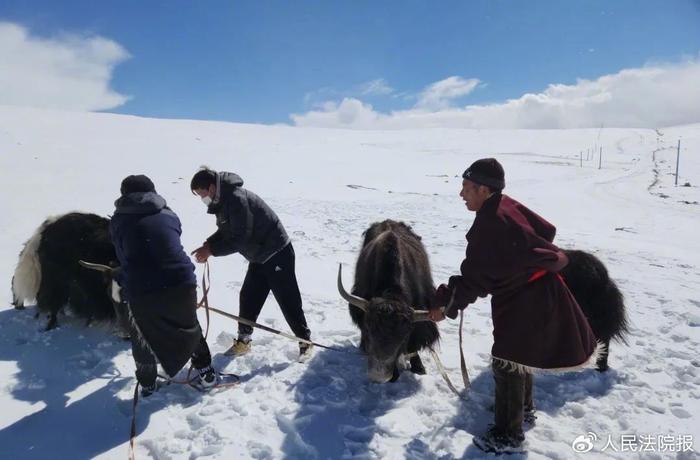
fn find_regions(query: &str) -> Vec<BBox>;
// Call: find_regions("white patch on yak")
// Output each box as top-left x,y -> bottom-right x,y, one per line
110,280 -> 122,303
11,213 -> 71,306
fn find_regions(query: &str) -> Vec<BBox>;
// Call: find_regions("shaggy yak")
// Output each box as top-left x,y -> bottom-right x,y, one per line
339,220 -> 629,383
338,220 -> 440,383
11,212 -> 123,331
559,249 -> 629,371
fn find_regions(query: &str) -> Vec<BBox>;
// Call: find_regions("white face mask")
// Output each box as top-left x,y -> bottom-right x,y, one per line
201,196 -> 212,206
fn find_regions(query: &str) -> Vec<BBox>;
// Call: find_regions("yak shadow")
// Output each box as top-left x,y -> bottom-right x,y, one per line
450,364 -> 619,459
281,344 -> 422,459
0,306 -> 169,459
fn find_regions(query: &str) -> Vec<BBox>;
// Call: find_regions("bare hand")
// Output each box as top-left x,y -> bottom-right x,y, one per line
191,245 -> 212,263
428,307 -> 446,322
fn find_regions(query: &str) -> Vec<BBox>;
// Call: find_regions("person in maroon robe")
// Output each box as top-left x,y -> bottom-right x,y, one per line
429,158 -> 598,454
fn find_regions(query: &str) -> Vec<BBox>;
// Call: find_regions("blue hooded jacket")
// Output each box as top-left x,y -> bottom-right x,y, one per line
109,191 -> 196,302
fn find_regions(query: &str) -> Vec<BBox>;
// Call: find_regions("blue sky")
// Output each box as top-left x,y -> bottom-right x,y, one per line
1,0 -> 700,127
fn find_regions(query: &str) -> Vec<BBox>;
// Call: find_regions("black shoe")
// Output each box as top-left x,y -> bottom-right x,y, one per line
140,382 -> 158,398
474,427 -> 525,454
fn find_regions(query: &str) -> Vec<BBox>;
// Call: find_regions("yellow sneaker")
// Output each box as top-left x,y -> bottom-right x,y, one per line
224,339 -> 251,356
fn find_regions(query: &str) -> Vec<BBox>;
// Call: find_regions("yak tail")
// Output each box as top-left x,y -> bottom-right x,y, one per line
606,280 -> 630,345
11,217 -> 55,306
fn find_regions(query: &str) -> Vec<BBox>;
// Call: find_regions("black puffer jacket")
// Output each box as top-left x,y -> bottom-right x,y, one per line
206,172 -> 290,263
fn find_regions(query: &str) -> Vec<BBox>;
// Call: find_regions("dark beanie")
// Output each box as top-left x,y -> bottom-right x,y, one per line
120,174 -> 156,195
462,158 -> 505,190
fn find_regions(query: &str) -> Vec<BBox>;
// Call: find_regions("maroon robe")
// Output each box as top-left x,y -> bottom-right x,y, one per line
434,193 -> 597,371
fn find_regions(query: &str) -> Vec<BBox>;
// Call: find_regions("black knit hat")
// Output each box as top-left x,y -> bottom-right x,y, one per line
120,174 -> 156,195
462,158 -> 505,190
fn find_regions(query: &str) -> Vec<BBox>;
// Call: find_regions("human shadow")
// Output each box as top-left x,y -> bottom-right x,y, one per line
210,351 -> 292,384
450,364 -> 620,459
281,344 -> 422,459
0,307 -> 165,459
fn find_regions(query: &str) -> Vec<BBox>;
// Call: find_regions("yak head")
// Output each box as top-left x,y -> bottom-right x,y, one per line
363,297 -> 413,382
338,264 -> 433,383
79,260 -> 131,338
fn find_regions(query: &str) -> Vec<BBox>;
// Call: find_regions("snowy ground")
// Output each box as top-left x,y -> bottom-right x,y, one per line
0,106 -> 699,459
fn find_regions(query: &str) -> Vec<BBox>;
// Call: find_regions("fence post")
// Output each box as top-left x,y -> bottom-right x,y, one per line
675,139 -> 681,186
598,146 -> 602,169
580,151 -> 583,167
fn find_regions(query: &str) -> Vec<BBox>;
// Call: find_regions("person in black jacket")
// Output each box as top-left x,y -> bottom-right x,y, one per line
110,175 -> 216,395
190,167 -> 312,359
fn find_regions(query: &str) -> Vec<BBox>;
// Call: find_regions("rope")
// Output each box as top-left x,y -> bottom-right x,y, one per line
128,382 -> 139,460
428,348 -> 466,400
158,370 -> 241,390
458,309 -> 471,389
196,262 -> 355,354
197,262 -> 212,340
428,309 -> 471,400
203,304 -> 355,354
195,264 -> 468,398
128,261 -> 217,460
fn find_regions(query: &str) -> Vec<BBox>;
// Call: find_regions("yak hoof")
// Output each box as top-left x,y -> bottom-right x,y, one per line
410,355 -> 426,375
44,313 -> 58,331
13,304 -> 26,310
389,366 -> 401,383
596,354 -> 610,372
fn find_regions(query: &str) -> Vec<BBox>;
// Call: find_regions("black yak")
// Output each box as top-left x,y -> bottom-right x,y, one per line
11,212 -> 121,331
338,220 -> 439,383
561,249 -> 629,371
338,220 -> 629,382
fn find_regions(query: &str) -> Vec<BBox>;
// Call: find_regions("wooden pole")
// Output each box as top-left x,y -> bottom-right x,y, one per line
675,139 -> 681,186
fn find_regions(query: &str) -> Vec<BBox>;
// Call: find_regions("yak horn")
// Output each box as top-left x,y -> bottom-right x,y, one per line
412,306 -> 445,323
79,260 -> 114,273
337,264 -> 369,312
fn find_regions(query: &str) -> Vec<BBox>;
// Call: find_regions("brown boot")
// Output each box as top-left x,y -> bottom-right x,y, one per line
491,360 -> 526,440
523,372 -> 537,427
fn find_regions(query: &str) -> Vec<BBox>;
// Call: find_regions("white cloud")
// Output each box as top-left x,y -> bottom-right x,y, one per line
0,22 -> 131,111
415,76 -> 480,111
358,78 -> 394,96
303,78 -> 395,108
291,60 -> 700,129
302,86 -> 337,107
292,98 -> 381,128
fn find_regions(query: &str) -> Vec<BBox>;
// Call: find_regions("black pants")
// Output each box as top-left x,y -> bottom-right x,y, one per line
492,360 -> 534,438
129,286 -> 212,387
132,335 -> 211,387
238,243 -> 310,340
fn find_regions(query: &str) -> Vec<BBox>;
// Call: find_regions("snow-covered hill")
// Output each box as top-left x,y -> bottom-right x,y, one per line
0,106 -> 698,459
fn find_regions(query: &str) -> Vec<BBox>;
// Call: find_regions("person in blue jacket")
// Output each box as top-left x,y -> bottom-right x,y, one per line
110,175 -> 216,395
